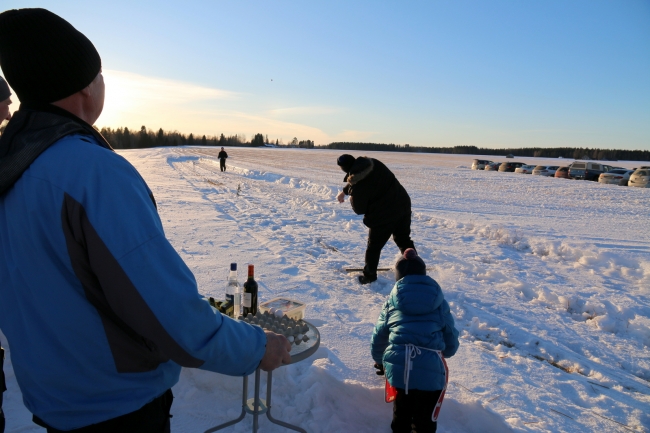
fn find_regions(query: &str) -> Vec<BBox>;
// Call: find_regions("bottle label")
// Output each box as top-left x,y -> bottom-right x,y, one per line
243,293 -> 252,307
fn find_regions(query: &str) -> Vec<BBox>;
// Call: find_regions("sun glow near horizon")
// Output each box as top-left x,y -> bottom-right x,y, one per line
96,70 -> 373,144
99,70 -> 236,133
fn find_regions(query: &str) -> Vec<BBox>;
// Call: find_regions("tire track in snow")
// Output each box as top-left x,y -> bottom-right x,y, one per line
176,153 -> 399,388
411,213 -> 650,390
170,153 -> 361,288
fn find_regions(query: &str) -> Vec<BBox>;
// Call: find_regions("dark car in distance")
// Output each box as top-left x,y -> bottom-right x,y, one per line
498,162 -> 526,172
568,161 -> 606,181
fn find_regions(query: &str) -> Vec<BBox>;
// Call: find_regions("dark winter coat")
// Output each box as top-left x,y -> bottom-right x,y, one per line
371,275 -> 459,391
0,104 -> 265,430
0,346 -> 4,433
342,157 -> 411,228
218,150 -> 228,160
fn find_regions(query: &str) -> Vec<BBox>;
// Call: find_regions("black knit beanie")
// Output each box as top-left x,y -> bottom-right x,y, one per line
395,248 -> 426,281
0,76 -> 10,101
0,8 -> 102,104
337,154 -> 355,173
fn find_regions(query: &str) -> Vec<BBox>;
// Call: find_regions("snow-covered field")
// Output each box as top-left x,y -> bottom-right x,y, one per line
3,147 -> 649,433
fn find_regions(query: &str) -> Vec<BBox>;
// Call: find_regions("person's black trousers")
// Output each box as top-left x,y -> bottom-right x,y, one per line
34,389 -> 173,433
219,159 -> 226,171
1,347 -> 6,433
364,212 -> 415,280
391,388 -> 442,433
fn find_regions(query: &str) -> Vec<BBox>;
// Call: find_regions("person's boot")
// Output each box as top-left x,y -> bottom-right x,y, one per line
358,274 -> 377,285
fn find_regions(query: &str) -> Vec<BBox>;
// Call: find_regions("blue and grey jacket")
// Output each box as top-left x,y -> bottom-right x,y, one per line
371,275 -> 459,391
0,105 -> 266,430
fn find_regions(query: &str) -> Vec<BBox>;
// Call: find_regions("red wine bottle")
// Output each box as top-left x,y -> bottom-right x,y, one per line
242,264 -> 258,316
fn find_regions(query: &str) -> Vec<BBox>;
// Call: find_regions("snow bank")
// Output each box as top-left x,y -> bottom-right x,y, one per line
3,147 -> 649,433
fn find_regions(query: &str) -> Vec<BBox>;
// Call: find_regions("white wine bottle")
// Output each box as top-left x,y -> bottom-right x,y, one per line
225,263 -> 240,317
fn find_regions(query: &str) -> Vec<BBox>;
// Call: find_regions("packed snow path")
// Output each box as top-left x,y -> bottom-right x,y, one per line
2,147 -> 648,432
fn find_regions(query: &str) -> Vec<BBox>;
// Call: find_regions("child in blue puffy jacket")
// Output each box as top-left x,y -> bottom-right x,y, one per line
371,249 -> 460,433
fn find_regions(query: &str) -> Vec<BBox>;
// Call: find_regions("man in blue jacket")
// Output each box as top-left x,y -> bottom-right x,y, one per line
0,9 -> 290,433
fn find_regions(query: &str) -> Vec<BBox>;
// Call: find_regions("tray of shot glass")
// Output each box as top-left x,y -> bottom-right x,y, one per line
239,309 -> 320,363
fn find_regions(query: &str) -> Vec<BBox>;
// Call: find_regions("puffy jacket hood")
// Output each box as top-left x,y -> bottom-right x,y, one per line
341,156 -> 410,227
347,156 -> 373,185
390,275 -> 444,316
0,103 -> 111,195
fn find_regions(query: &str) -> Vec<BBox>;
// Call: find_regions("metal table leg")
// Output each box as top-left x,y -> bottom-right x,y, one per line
204,375 -> 248,433
203,320 -> 318,432
252,368 -> 261,432
204,367 -> 309,432
265,371 -> 307,433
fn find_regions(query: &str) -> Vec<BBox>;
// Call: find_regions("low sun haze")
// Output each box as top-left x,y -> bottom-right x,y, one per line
2,0 -> 649,150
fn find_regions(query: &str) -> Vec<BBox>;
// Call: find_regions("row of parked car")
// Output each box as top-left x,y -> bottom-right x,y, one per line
471,159 -> 650,187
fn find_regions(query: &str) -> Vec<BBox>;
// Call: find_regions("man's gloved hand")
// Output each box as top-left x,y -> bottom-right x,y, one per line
374,362 -> 385,376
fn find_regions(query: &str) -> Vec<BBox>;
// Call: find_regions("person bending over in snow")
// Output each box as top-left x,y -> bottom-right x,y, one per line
371,249 -> 459,433
336,154 -> 415,284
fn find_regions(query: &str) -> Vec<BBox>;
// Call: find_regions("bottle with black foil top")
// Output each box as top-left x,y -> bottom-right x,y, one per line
242,264 -> 258,316
223,263 -> 239,317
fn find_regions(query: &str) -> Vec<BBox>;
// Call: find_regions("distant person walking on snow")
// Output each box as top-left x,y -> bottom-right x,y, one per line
371,249 -> 459,433
218,147 -> 228,172
336,154 -> 415,284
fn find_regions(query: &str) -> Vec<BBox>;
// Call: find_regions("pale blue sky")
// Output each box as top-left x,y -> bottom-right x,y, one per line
4,0 -> 650,149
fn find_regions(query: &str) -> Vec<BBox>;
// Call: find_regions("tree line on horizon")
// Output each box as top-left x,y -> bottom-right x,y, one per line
1,123 -> 644,160
323,142 -> 650,161
97,126 -> 262,149
95,126 -> 316,150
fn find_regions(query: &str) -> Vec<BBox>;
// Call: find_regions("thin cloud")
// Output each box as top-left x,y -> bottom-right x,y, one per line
331,129 -> 377,142
97,70 -> 368,144
104,70 -> 238,102
99,70 -> 239,129
268,106 -> 342,116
